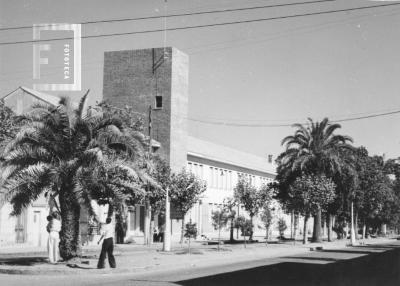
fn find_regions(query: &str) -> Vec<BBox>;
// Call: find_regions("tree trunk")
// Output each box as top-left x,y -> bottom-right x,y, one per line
293,213 -> 299,244
229,219 -> 234,242
180,217 -> 185,244
327,214 -> 333,242
218,225 -> 221,251
312,207 -> 322,243
381,224 -> 387,236
303,214 -> 309,244
355,211 -> 359,240
290,211 -> 294,239
249,215 -> 254,241
59,191 -> 81,261
362,220 -> 366,240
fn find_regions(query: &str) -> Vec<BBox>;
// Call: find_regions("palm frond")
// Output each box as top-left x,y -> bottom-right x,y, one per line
75,89 -> 90,119
2,163 -> 54,215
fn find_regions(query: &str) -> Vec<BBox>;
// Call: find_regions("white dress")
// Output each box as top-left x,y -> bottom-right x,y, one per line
48,219 -> 61,263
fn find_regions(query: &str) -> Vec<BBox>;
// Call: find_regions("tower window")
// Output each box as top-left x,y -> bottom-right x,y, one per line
155,95 -> 163,109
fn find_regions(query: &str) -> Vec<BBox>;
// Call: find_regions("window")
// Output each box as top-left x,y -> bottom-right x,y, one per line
209,167 -> 214,186
155,95 -> 163,109
129,209 -> 135,230
218,169 -> 223,189
223,170 -> 227,189
214,168 -> 218,188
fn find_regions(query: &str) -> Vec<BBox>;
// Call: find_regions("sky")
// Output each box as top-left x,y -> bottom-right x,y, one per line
1,0 -> 400,161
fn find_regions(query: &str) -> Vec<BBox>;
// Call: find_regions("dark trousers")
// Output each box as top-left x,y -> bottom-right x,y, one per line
97,238 -> 116,268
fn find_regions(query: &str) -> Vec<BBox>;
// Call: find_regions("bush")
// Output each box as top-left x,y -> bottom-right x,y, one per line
184,222 -> 197,240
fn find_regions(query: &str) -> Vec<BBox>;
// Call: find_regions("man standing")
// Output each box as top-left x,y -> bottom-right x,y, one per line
48,212 -> 61,264
97,217 -> 116,269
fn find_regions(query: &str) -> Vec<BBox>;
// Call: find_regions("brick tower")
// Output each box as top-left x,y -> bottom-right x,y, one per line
103,47 -> 188,171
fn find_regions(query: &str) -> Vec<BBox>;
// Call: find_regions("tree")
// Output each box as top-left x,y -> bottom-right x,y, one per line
278,118 -> 353,242
94,101 -> 162,245
277,218 -> 288,239
94,101 -> 144,132
234,177 -> 263,241
290,174 -> 336,244
234,215 -> 252,247
355,153 -> 396,237
184,221 -> 197,254
0,99 -> 20,153
0,100 -> 20,199
211,208 -> 229,250
138,155 -> 170,244
169,170 -> 206,243
261,208 -> 273,241
222,197 -> 237,242
326,147 -> 358,242
258,183 -> 274,242
1,93 -> 147,260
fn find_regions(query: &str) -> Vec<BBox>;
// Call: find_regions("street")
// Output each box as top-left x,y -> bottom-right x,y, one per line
1,241 -> 399,286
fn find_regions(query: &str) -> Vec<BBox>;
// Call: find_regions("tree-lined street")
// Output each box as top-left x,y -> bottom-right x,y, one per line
1,1 -> 400,284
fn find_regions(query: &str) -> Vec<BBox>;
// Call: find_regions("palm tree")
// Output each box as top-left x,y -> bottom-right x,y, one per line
280,118 -> 353,242
1,92 -> 146,260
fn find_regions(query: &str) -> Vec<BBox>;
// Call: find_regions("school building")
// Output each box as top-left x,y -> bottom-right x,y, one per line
0,47 -> 287,248
103,47 -> 282,241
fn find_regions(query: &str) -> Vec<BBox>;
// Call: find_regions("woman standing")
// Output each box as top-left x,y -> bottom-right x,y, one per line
48,212 -> 61,263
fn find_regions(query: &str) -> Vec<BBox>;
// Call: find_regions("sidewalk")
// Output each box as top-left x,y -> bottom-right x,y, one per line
0,237 -> 396,276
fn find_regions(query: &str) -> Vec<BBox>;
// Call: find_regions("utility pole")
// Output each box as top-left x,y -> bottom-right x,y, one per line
162,0 -> 171,252
350,201 -> 356,246
163,187 -> 171,251
144,105 -> 152,246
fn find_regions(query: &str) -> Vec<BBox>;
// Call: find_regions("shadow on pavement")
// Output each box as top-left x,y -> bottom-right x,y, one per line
283,256 -> 340,262
66,264 -> 95,270
175,246 -> 400,286
359,244 -> 400,249
0,257 -> 47,266
319,249 -> 378,255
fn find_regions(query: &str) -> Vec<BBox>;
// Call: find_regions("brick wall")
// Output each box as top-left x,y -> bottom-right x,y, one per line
103,47 -> 188,171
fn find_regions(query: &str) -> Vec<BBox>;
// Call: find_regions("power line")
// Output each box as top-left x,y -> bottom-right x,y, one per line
186,7 -> 400,55
1,2 -> 399,46
5,88 -> 399,127
2,5 -> 398,79
0,0 -> 335,32
188,109 -> 400,128
334,110 -> 400,123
